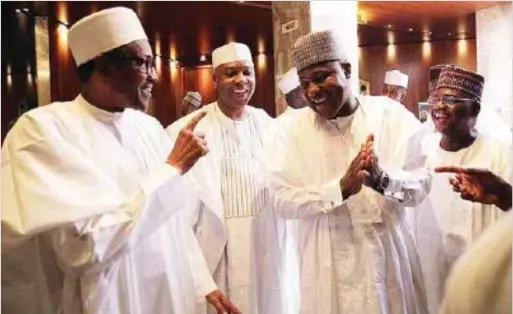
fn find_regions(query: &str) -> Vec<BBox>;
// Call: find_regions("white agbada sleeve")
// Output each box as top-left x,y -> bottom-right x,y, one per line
378,99 -> 432,207
262,118 -> 345,219
166,111 -> 220,300
2,115 -> 188,276
181,211 -> 218,301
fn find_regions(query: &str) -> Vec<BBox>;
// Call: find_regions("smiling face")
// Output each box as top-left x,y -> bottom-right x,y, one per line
298,60 -> 353,119
100,39 -> 158,111
213,60 -> 256,110
382,83 -> 407,102
431,87 -> 480,137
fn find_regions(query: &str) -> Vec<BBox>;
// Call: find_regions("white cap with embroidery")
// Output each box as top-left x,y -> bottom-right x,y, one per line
212,42 -> 254,69
68,7 -> 148,66
384,70 -> 409,88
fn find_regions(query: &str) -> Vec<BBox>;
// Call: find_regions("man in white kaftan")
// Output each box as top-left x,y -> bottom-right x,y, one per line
403,65 -> 512,314
263,30 -> 431,314
166,43 -> 288,314
276,66 -> 305,314
382,70 -> 409,104
1,7 -> 221,314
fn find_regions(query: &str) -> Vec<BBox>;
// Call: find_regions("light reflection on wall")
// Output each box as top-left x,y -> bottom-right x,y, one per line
56,2 -> 69,59
169,34 -> 177,61
226,28 -> 235,43
387,44 -> 396,62
258,36 -> 265,54
199,26 -> 210,56
422,41 -> 431,59
257,53 -> 267,71
169,61 -> 178,80
386,30 -> 396,62
387,31 -> 395,45
457,39 -> 468,57
27,64 -> 33,85
57,2 -> 68,25
155,33 -> 162,74
6,64 -> 12,89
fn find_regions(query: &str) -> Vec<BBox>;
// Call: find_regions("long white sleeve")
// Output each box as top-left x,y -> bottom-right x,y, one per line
262,120 -> 345,219
384,168 -> 433,206
2,115 -> 189,276
177,197 -> 218,300
380,100 -> 433,207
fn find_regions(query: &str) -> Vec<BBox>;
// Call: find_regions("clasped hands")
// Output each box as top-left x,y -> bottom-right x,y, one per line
340,134 -> 384,200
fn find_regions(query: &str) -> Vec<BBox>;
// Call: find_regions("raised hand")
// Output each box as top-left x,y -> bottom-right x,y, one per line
167,111 -> 209,174
206,290 -> 242,314
358,134 -> 383,187
340,147 -> 367,200
435,166 -> 512,211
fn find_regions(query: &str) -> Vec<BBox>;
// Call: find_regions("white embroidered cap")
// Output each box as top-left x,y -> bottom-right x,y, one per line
384,70 -> 409,88
212,42 -> 254,69
68,7 -> 148,66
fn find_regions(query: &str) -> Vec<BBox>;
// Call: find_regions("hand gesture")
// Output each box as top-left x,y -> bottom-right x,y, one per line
435,166 -> 512,211
167,111 -> 209,174
340,148 -> 367,200
358,134 -> 382,187
206,290 -> 241,314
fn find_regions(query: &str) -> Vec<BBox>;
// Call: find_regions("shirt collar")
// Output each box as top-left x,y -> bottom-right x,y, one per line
76,94 -> 126,123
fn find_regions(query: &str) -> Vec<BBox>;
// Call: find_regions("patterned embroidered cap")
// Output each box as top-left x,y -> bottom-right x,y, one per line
183,91 -> 202,108
436,65 -> 485,101
427,64 -> 449,104
292,30 -> 347,72
429,64 -> 447,82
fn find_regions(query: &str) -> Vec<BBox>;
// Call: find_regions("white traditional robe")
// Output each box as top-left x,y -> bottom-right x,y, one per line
263,96 -> 431,314
440,212 -> 512,314
279,106 -> 298,118
166,103 -> 288,314
277,107 -> 301,314
404,130 -> 512,314
1,95 -> 216,314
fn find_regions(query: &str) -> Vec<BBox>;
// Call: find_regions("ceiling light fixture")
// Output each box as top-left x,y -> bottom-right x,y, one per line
409,28 -> 413,32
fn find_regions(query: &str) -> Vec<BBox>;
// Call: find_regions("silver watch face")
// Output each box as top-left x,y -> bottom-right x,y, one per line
380,173 -> 390,189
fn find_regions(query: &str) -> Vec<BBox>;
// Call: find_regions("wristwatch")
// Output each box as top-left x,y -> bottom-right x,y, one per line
375,171 -> 390,194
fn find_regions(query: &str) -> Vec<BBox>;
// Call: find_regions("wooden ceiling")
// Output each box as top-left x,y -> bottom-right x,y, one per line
3,1 -> 506,65
357,1 -> 505,46
240,1 -> 505,46
358,1 -> 503,28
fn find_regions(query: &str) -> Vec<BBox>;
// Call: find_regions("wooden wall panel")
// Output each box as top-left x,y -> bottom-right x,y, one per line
2,2 -> 38,142
358,39 -> 476,116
